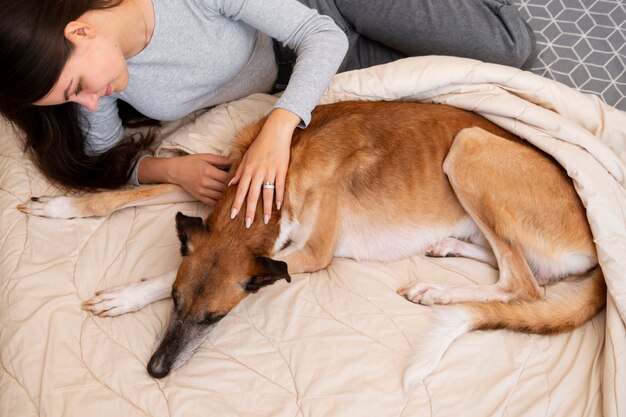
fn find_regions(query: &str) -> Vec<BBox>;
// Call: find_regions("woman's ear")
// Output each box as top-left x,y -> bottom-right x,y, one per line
64,21 -> 96,44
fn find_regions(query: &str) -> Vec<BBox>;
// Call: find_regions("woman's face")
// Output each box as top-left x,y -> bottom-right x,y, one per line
34,26 -> 129,111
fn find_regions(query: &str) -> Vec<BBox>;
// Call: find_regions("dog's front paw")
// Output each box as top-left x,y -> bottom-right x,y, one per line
17,196 -> 82,219
397,282 -> 451,306
82,282 -> 150,317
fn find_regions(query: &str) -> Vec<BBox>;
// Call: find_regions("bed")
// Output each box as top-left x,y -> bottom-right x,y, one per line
1,4 -> 625,417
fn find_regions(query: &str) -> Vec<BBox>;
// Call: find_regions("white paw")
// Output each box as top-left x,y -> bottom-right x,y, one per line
419,288 -> 452,306
82,282 -> 150,317
17,196 -> 82,219
425,238 -> 459,258
397,282 -> 451,306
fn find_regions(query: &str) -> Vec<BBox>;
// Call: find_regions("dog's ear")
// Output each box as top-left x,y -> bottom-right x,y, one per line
175,212 -> 205,256
244,256 -> 291,293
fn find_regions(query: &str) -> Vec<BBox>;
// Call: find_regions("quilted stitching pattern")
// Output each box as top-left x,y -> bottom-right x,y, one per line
2,58 -> 616,415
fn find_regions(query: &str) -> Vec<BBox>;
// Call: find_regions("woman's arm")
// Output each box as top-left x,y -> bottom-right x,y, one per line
200,0 -> 348,225
201,0 -> 348,127
138,154 -> 232,206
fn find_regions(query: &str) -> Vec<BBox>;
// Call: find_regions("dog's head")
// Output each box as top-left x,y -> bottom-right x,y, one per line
147,212 -> 290,378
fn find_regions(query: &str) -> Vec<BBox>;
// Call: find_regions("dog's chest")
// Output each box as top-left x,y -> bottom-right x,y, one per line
334,215 -> 478,262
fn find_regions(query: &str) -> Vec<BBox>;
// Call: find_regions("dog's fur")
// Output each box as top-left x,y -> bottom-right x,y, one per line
18,101 -> 606,388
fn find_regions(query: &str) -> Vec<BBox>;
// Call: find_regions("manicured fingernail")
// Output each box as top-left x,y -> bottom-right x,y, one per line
276,201 -> 282,210
230,208 -> 238,219
263,214 -> 270,224
245,217 -> 252,229
228,178 -> 234,187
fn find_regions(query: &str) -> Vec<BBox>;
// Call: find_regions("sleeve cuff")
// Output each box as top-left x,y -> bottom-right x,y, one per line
272,102 -> 311,128
127,150 -> 155,186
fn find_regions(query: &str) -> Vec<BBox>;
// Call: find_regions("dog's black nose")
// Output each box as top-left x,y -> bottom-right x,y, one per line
147,353 -> 172,379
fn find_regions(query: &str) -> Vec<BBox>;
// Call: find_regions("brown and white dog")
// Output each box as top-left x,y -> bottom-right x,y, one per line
18,101 -> 606,389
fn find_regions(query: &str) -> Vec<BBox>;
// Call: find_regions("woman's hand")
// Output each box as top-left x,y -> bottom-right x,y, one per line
138,154 -> 232,205
229,108 -> 301,227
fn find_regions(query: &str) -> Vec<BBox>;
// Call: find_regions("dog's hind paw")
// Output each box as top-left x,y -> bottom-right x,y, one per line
397,282 -> 451,306
425,238 -> 461,258
17,196 -> 82,219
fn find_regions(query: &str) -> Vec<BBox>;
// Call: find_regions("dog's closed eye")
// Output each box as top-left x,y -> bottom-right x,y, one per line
172,289 -> 182,309
198,313 -> 225,326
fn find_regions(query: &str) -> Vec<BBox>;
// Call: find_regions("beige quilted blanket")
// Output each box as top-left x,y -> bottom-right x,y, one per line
1,56 -> 624,417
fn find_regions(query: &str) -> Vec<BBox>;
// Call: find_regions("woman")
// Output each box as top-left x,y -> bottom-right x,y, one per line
0,0 -> 535,227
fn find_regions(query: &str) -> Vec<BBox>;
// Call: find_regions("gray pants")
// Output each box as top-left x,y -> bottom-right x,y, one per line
301,0 -> 536,71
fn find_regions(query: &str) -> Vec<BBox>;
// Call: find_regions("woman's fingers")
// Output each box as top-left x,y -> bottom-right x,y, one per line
244,175 -> 264,228
230,166 -> 252,220
197,196 -> 219,206
261,178 -> 276,224
229,158 -> 288,226
230,166 -> 279,227
199,153 -> 232,169
275,169 -> 286,211
228,163 -> 243,187
168,154 -> 234,207
200,174 -> 227,192
228,107 -> 297,226
262,169 -> 285,223
204,163 -> 230,184
199,187 -> 224,201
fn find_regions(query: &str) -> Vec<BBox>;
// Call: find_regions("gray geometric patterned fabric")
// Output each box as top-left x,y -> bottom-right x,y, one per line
514,0 -> 626,111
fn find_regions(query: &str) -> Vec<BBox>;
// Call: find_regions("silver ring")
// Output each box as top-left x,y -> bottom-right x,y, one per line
262,182 -> 275,190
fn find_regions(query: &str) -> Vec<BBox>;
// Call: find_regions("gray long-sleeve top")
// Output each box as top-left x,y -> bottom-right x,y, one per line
81,0 -> 348,154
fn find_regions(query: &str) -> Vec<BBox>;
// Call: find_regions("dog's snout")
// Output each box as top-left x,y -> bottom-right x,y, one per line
147,352 -> 172,378
146,311 -> 216,378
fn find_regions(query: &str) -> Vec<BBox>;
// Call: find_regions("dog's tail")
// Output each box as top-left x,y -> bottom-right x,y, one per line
403,267 -> 606,392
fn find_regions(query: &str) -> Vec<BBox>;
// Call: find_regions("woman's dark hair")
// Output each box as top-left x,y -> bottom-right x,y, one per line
0,0 -> 157,190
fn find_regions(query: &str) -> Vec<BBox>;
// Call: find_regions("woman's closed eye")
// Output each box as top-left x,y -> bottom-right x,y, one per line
63,79 -> 83,102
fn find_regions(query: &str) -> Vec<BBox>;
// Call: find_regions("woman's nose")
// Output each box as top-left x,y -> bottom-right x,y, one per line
74,92 -> 99,112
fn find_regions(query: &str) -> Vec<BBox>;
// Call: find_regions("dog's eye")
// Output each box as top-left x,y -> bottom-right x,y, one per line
171,289 -> 181,309
199,313 -> 225,326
